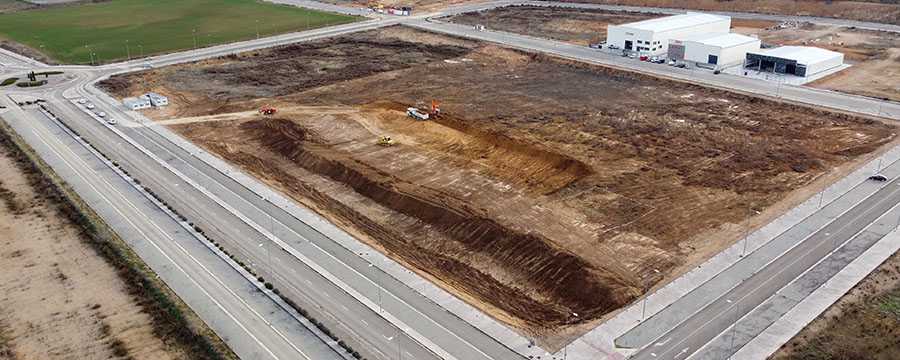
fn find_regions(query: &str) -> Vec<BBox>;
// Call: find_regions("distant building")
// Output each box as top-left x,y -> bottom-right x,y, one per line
607,13 -> 731,55
123,97 -> 151,110
668,33 -> 761,67
140,92 -> 168,107
744,46 -> 844,77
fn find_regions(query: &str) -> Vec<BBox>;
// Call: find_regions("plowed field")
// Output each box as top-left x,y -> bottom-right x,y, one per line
99,25 -> 895,345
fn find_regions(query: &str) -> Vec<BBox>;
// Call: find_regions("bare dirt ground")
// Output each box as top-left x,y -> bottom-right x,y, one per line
0,137 -> 181,359
445,5 -> 662,45
563,0 -> 900,25
770,249 -> 900,360
99,25 -> 895,346
326,0 -> 491,12
731,22 -> 900,102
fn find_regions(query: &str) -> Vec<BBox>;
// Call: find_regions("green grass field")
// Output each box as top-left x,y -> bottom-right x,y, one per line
0,0 -> 359,64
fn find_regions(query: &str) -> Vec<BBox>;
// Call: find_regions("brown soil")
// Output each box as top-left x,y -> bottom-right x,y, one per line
99,25 -> 896,347
445,5 -> 663,45
327,0 -> 492,12
562,0 -> 900,25
0,131 -> 181,359
770,249 -> 900,360
730,22 -> 900,102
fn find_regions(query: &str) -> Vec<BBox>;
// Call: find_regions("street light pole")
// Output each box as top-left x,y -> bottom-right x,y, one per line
729,303 -> 740,358
564,308 -> 578,360
368,262 -> 383,313
255,19 -> 259,39
262,197 -> 276,285
138,44 -> 143,58
741,203 -> 753,257
207,34 -> 212,47
85,45 -> 94,66
642,266 -> 659,320
826,232 -> 838,284
125,39 -> 131,61
273,23 -> 278,35
192,29 -> 197,49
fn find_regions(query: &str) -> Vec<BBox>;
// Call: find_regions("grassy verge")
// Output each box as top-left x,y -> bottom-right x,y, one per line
0,78 -> 15,86
0,118 -> 237,360
15,81 -> 43,87
0,0 -> 359,64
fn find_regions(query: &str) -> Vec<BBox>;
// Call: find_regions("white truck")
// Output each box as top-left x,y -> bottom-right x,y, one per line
407,107 -> 429,121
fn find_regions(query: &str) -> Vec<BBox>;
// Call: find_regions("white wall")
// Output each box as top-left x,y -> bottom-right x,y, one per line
719,40 -> 760,66
608,18 -> 731,56
805,53 -> 844,75
651,19 -> 730,55
681,38 -> 760,67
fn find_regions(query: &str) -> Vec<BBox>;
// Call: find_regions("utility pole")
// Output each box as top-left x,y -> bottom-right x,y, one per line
564,308 -> 578,360
85,45 -> 94,66
642,266 -> 659,320
125,39 -> 131,61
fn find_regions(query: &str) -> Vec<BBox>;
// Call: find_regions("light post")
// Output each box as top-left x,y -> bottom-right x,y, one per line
94,52 -> 100,65
207,34 -> 212,47
818,176 -> 827,208
125,39 -> 131,61
255,19 -> 260,39
825,232 -> 838,284
273,23 -> 278,36
138,44 -> 143,58
384,328 -> 408,360
261,197 -> 276,285
642,266 -> 659,320
307,12 -> 310,30
368,262 -> 383,313
564,308 -> 578,360
85,45 -> 94,66
741,205 -> 759,257
726,299 -> 740,359
192,29 -> 197,49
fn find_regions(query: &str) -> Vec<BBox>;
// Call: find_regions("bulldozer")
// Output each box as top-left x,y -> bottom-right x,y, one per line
431,100 -> 441,118
376,136 -> 396,147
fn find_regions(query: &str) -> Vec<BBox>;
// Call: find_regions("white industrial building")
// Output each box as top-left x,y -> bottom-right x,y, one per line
123,97 -> 151,110
667,33 -> 760,67
607,13 -> 731,55
744,46 -> 844,77
140,92 -> 168,107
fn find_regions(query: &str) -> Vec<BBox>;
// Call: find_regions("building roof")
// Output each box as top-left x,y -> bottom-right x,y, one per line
619,12 -> 730,33
748,46 -> 844,65
123,97 -> 147,103
679,32 -> 759,48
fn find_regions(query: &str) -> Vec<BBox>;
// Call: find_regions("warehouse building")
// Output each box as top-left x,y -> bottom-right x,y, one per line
667,33 -> 760,67
744,46 -> 844,77
140,92 -> 169,107
607,13 -> 731,55
123,97 -> 151,110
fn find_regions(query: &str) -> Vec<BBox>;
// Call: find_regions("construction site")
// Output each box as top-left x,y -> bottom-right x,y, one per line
98,25 -> 896,343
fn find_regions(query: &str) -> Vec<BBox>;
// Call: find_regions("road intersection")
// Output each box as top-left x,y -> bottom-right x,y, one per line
2,1 -> 900,360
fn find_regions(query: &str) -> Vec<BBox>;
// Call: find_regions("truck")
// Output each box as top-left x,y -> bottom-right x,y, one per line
407,107 -> 429,121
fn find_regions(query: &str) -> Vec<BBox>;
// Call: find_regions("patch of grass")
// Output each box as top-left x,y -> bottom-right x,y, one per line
876,293 -> 900,318
0,0 -> 359,64
15,81 -> 43,87
0,77 -> 16,86
33,71 -> 63,76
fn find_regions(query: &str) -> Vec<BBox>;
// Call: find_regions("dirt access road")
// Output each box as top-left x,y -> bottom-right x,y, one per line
99,25 -> 895,346
445,5 -> 663,45
0,133 -> 182,359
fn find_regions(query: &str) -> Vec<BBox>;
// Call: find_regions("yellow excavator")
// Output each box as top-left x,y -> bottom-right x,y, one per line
376,136 -> 396,147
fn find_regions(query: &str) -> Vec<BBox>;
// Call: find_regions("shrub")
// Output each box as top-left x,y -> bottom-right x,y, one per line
0,77 -> 18,86
257,276 -> 264,283
264,282 -> 273,290
16,81 -> 44,87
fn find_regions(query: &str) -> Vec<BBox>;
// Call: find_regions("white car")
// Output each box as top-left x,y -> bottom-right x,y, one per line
77,99 -> 87,104
85,103 -> 95,109
106,118 -> 117,125
97,111 -> 106,118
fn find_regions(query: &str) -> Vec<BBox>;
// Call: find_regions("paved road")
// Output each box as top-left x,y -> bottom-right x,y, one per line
0,100 -> 342,360
630,174 -> 900,360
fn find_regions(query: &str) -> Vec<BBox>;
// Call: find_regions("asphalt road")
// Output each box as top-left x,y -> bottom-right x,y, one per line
630,175 -> 900,360
0,101 -> 342,360
3,2 -> 900,360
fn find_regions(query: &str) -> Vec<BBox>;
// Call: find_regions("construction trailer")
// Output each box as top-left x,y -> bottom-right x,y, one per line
123,97 -> 151,110
140,92 -> 169,107
607,13 -> 730,56
667,33 -> 760,67
744,46 -> 844,77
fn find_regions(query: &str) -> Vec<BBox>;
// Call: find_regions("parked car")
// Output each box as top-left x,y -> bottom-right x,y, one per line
621,52 -> 629,57
77,99 -> 87,104
629,53 -> 637,59
869,174 -> 888,181
668,60 -> 676,66
714,69 -> 721,74
684,63 -> 692,69
106,118 -> 117,125
96,111 -> 106,117
650,56 -> 658,62
85,103 -> 95,109
608,44 -> 619,50
677,63 -> 686,68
